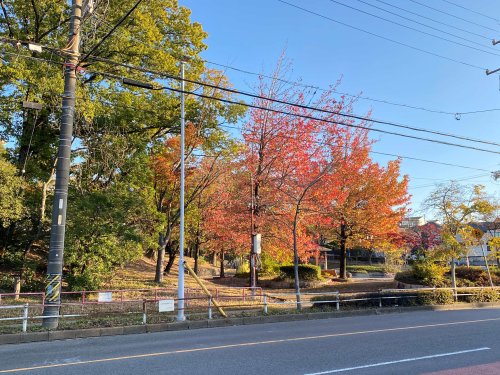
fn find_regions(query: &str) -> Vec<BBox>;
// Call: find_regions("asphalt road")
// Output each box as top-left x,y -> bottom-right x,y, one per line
0,308 -> 499,375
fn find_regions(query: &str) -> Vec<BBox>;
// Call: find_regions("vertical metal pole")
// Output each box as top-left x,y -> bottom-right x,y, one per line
263,294 -> 268,314
43,0 -> 82,329
142,300 -> 147,325
177,62 -> 186,322
208,297 -> 212,320
22,304 -> 29,332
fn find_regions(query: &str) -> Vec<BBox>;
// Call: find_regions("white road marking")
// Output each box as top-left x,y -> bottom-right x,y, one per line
304,347 -> 491,375
1,317 -> 498,373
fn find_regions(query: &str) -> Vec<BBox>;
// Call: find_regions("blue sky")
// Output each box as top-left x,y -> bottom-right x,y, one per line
182,0 -> 500,216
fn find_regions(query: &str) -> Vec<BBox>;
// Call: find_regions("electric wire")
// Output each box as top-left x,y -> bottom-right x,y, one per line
355,0 -> 496,50
439,0 -> 500,23
218,124 -> 493,173
327,0 -> 500,56
0,53 -> 494,173
4,36 -> 499,118
409,0 -> 500,33
372,0 -> 492,41
78,0 -> 144,65
1,49 -> 499,154
277,0 -> 487,71
82,54 -> 500,148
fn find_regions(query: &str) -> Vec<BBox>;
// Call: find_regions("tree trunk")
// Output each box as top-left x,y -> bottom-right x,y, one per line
212,252 -> 217,267
155,233 -> 166,283
193,241 -> 200,275
164,249 -> 176,274
450,259 -> 457,300
220,248 -> 225,278
339,224 -> 347,279
292,211 -> 301,310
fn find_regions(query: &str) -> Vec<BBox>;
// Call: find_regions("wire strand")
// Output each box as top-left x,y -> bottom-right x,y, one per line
328,0 -> 500,56
409,0 -> 500,33
277,0 -> 487,70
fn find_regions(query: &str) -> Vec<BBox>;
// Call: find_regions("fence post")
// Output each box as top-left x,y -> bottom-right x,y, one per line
243,289 -> 246,303
154,289 -> 158,301
379,289 -> 382,308
336,293 -> 340,311
82,291 -> 86,305
208,297 -> 212,320
263,294 -> 268,314
142,300 -> 147,325
22,304 -> 29,332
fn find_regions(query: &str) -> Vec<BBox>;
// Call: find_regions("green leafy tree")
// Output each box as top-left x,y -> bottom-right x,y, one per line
0,1 -> 238,289
0,143 -> 24,229
423,183 -> 496,290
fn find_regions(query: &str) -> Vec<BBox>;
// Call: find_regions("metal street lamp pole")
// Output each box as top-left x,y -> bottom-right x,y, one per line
177,62 -> 186,321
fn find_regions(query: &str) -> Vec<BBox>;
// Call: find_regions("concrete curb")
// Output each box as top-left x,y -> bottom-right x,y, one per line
1,302 -> 499,346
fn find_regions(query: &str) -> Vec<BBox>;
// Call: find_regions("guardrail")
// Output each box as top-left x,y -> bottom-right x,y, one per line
0,287 -> 498,333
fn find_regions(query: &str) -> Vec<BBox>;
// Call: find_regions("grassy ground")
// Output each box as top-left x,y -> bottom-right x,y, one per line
0,256 -> 400,334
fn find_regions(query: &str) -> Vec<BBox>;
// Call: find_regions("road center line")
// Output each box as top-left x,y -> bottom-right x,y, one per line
304,347 -> 491,375
0,317 -> 499,373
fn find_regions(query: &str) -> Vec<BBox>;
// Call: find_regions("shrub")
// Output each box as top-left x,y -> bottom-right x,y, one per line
416,290 -> 454,305
455,266 -> 500,286
66,271 -> 103,291
413,260 -> 447,287
260,254 -> 282,276
235,262 -> 250,276
279,264 -> 322,281
459,288 -> 499,303
346,265 -> 384,273
395,270 -> 422,285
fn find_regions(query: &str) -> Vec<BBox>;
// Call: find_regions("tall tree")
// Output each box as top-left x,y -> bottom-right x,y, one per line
423,183 -> 496,290
0,1 -> 237,289
321,130 -> 410,279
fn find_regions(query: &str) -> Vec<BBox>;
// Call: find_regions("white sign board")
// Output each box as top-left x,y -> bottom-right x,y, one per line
98,292 -> 113,302
158,299 -> 175,312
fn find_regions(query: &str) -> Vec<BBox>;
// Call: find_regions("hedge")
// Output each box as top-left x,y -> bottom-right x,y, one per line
347,265 -> 385,273
458,288 -> 499,303
279,264 -> 322,281
311,289 -> 455,309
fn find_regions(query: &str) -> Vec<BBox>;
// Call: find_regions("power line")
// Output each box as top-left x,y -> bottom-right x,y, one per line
202,59 -> 500,117
4,37 -> 499,119
1,52 -> 494,172
78,0 -> 144,65
356,0 -> 496,50
277,0 -> 487,71
409,0 -> 500,33
372,0 -> 492,41
82,54 -> 500,148
2,48 -> 499,154
409,173 -> 492,189
218,124 -> 493,173
439,0 -> 500,23
327,0 -> 500,57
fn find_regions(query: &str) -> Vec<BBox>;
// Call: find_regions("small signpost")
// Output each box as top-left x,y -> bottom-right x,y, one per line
158,299 -> 175,312
98,292 -> 113,303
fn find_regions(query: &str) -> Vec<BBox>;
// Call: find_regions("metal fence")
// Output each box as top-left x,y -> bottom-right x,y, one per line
1,286 -> 499,333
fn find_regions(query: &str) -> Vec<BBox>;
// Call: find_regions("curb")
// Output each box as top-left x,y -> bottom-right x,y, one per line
1,302 -> 499,346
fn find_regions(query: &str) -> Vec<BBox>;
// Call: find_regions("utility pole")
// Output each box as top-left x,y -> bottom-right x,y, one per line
42,0 -> 82,329
177,61 -> 186,322
486,39 -> 500,75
